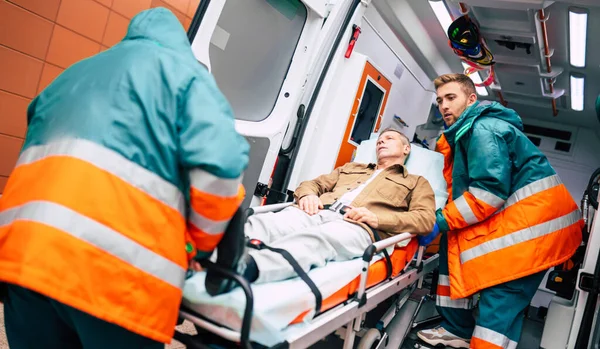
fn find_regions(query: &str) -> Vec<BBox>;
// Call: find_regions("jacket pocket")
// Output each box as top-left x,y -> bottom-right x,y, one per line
461,212 -> 502,241
337,169 -> 368,186
375,176 -> 414,205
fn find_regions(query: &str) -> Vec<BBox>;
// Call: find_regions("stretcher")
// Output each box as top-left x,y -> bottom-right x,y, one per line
174,144 -> 447,349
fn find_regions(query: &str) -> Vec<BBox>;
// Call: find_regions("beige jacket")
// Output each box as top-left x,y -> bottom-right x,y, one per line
294,162 -> 436,241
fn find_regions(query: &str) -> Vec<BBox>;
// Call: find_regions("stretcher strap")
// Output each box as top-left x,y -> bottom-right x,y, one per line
371,229 -> 393,279
247,240 -> 323,314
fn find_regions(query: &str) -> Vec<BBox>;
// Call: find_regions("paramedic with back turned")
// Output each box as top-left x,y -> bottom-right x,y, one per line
0,7 -> 249,349
416,74 -> 583,348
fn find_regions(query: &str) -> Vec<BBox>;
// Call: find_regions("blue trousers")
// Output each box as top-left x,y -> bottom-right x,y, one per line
3,284 -> 163,349
436,233 -> 546,348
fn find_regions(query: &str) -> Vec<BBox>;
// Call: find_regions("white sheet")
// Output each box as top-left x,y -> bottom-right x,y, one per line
182,253 -> 388,347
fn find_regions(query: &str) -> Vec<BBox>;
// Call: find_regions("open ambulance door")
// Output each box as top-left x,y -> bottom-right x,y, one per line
187,0 -> 373,208
186,0 -> 340,209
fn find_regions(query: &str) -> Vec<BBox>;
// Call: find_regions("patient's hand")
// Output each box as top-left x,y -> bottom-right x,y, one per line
344,207 -> 379,229
299,195 -> 323,215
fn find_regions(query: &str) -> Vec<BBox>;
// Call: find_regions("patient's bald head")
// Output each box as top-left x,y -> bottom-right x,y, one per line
376,128 -> 411,169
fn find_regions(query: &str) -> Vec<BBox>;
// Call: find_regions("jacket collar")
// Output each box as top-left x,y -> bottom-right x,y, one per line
368,162 -> 408,177
442,101 -> 499,147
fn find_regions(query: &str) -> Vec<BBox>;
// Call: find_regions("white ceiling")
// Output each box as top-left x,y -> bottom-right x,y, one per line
380,0 -> 600,129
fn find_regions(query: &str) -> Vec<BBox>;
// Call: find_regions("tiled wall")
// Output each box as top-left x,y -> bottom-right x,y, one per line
0,0 -> 200,193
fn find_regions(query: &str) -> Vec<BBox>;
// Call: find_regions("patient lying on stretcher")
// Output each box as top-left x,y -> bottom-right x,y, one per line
214,128 -> 436,290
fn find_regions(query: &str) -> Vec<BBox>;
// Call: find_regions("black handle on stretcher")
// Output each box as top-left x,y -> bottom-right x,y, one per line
199,260 -> 254,349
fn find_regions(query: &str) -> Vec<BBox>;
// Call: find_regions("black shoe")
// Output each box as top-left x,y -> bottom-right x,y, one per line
205,207 -> 249,296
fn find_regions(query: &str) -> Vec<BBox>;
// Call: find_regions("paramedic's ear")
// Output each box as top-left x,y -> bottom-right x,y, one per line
467,91 -> 477,107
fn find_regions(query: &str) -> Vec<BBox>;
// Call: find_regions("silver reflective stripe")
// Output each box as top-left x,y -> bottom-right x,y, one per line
473,326 -> 518,349
461,209 -> 581,264
469,187 -> 505,209
0,201 -> 185,289
189,168 -> 242,197
17,139 -> 185,214
189,210 -> 229,235
503,175 -> 561,210
439,274 -> 450,286
454,196 -> 479,225
436,295 -> 473,309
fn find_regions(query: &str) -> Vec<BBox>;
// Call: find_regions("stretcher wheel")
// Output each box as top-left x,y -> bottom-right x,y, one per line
357,328 -> 382,349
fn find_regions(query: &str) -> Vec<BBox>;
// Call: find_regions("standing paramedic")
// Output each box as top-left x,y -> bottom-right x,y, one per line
416,73 -> 583,348
0,7 -> 249,349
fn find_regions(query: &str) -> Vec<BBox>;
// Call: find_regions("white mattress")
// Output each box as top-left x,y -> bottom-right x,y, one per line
182,254 -> 386,347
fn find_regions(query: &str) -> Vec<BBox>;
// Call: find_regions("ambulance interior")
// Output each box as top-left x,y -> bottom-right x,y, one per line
177,0 -> 600,348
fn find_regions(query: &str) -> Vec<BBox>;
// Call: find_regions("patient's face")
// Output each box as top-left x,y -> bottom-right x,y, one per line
376,132 -> 409,162
436,82 -> 477,127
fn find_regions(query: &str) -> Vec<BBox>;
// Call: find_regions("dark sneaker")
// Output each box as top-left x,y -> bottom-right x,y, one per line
417,326 -> 470,348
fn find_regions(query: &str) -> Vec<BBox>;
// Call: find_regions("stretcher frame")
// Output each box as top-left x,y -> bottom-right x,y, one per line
174,202 -> 439,349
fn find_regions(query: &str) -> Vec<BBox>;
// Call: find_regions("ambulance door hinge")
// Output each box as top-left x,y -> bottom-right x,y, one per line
578,272 -> 599,293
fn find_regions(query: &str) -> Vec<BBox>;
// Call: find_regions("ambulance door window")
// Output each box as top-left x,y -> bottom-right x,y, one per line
208,0 -> 307,122
350,80 -> 385,145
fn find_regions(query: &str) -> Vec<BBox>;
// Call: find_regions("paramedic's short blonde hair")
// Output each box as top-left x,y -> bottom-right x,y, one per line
378,128 -> 411,147
434,73 -> 476,96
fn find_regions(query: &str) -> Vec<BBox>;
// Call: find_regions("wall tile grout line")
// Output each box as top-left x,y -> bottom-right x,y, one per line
0,43 -> 44,100
0,36 -> 49,67
52,17 -> 108,46
5,0 -> 59,23
100,8 -> 114,48
38,23 -> 58,94
0,88 -> 33,101
0,87 -> 36,102
92,0 -> 112,11
0,132 -> 25,141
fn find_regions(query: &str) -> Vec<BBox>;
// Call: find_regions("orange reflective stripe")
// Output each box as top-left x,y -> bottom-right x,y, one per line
472,326 -> 517,349
0,201 -> 185,288
187,183 -> 244,252
461,209 -> 581,264
469,187 -> 505,210
457,184 -> 580,255
443,200 -> 469,229
0,220 -> 181,343
470,337 -> 505,349
2,156 -> 187,268
443,191 -> 502,231
436,274 -> 473,308
189,168 -> 242,197
188,223 -> 224,252
462,192 -> 497,222
15,139 -> 185,213
189,184 -> 245,222
502,174 -> 560,210
436,284 -> 451,297
447,185 -> 583,298
449,222 -> 582,299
